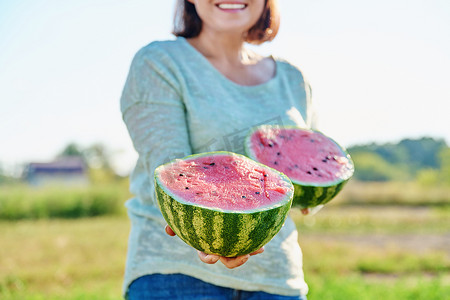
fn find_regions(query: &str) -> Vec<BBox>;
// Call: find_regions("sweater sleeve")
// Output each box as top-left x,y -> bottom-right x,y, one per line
120,46 -> 192,206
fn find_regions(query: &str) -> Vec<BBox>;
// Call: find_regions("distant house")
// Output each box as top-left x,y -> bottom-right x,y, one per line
24,157 -> 89,186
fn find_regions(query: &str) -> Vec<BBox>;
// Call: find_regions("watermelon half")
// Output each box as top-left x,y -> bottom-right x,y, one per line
245,126 -> 354,208
154,151 -> 294,257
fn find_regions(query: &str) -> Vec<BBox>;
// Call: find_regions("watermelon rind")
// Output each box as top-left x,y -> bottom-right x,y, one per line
244,125 -> 354,209
154,151 -> 294,257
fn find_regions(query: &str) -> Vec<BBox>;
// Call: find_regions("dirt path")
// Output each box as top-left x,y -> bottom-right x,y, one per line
294,205 -> 450,257
303,232 -> 450,256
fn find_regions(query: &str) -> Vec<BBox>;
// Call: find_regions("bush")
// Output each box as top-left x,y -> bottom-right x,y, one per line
416,169 -> 440,187
350,151 -> 409,181
334,180 -> 450,207
0,184 -> 129,220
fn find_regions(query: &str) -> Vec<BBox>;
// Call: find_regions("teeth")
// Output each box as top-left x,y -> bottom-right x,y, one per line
218,3 -> 246,9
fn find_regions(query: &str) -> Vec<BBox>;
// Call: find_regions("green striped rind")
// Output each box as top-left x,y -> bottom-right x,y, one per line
154,151 -> 294,257
244,125 -> 354,209
291,179 -> 348,208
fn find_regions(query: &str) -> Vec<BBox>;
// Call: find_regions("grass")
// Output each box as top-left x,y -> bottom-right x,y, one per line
291,205 -> 450,234
306,274 -> 450,300
299,231 -> 450,276
0,181 -> 449,299
0,184 -> 129,220
0,217 -> 129,300
294,202 -> 450,300
0,180 -> 448,220
1,207 -> 449,299
333,180 -> 450,207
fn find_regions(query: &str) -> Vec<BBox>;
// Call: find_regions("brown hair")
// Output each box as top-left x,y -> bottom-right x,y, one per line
173,0 -> 280,44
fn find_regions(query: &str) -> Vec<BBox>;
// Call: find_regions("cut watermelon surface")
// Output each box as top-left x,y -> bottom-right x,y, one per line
154,151 -> 294,257
158,152 -> 292,211
245,126 -> 354,208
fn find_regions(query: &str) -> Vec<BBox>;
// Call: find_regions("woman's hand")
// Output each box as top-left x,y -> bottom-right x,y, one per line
165,225 -> 264,269
197,247 -> 264,269
301,205 -> 324,216
301,208 -> 310,215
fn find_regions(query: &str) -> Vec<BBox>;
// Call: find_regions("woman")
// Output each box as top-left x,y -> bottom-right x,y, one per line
121,0 -> 315,299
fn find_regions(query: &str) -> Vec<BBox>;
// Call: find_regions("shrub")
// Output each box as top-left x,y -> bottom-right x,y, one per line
0,184 -> 129,220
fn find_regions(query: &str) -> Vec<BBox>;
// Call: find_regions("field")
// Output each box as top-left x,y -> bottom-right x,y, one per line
0,181 -> 449,299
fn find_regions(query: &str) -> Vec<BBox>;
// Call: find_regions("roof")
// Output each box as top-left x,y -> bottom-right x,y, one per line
25,157 -> 87,176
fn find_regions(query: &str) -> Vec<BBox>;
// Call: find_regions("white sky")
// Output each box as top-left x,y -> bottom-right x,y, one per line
1,0 -> 449,175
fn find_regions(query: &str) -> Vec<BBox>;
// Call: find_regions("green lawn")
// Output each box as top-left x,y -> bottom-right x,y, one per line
0,217 -> 128,300
1,181 -> 449,299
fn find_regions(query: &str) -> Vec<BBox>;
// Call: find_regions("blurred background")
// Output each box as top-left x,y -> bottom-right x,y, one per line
0,0 -> 449,299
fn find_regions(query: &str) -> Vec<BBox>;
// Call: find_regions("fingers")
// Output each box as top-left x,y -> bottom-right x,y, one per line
249,247 -> 264,256
197,251 -> 220,264
198,247 -> 264,269
165,225 -> 176,236
220,247 -> 263,269
219,255 -> 250,269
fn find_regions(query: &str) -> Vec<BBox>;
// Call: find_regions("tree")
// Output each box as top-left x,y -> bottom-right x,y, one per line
349,151 -> 409,181
399,137 -> 447,169
56,142 -> 120,184
58,143 -> 84,157
83,144 -> 118,183
348,137 -> 448,180
439,147 -> 450,185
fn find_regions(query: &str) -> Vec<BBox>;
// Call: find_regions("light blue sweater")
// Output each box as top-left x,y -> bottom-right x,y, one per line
120,37 -> 315,296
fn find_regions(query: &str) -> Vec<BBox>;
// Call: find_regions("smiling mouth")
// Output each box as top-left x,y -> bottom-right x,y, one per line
216,3 -> 247,10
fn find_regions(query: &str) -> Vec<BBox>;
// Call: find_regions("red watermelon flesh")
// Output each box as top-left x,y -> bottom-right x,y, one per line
248,127 -> 353,185
158,153 -> 292,211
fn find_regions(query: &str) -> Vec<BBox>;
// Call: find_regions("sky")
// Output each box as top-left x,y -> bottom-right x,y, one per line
1,0 -> 449,175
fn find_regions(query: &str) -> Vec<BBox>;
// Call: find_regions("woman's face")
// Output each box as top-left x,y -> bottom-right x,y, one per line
187,0 -> 266,37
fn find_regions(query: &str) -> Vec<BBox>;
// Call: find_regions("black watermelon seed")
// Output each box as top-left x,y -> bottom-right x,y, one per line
277,152 -> 281,156
307,171 -> 312,175
203,166 -> 208,169
255,192 -> 260,195
264,174 -> 268,177
209,163 -> 215,166
242,195 -> 246,198
313,167 -> 318,171
322,159 -> 327,163
185,187 -> 189,189
179,173 -> 184,176
268,143 -> 273,147
274,161 -> 278,165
